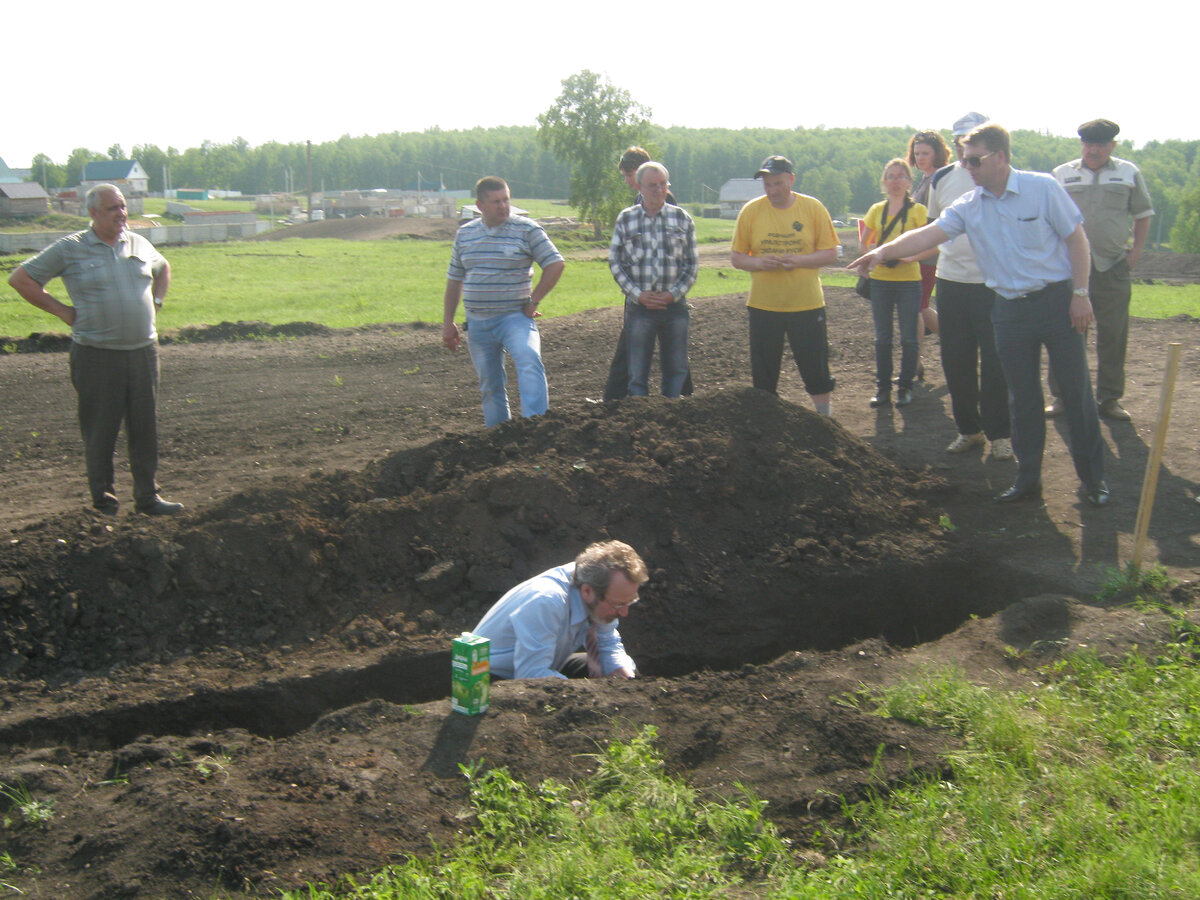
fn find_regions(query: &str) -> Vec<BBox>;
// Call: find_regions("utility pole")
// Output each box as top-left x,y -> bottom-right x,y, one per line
306,141 -> 313,222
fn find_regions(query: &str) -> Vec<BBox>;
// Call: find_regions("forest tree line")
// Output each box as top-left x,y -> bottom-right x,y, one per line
25,125 -> 1200,247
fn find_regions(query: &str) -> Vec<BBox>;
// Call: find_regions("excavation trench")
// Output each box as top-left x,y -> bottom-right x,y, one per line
0,553 -> 1051,754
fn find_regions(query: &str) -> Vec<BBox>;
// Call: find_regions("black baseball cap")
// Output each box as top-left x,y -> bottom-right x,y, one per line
755,156 -> 794,178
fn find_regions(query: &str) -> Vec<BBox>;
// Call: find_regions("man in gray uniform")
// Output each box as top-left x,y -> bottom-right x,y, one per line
1049,118 -> 1154,421
8,184 -> 182,516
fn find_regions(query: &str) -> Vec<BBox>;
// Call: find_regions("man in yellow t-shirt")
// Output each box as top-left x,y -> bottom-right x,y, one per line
731,156 -> 839,415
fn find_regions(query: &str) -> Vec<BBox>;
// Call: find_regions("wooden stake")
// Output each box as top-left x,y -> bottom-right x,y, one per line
1131,342 -> 1183,569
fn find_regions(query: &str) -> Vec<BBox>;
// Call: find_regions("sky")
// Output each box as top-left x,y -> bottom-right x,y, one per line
5,0 -> 1193,170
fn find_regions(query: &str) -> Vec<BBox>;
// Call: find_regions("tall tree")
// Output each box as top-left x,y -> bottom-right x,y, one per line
67,147 -> 104,187
537,70 -> 650,238
1171,183 -> 1200,253
30,153 -> 66,190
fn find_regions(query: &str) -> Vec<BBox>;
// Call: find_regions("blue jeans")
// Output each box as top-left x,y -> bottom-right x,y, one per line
869,279 -> 921,390
626,301 -> 690,397
992,281 -> 1104,490
465,312 -> 548,427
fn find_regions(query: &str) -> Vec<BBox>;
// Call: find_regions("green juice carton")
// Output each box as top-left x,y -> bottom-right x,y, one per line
451,632 -> 490,715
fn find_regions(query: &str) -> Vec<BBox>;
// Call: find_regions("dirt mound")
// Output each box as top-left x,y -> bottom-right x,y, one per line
169,321 -> 335,343
0,390 -> 972,681
252,216 -> 462,242
1133,249 -> 1200,283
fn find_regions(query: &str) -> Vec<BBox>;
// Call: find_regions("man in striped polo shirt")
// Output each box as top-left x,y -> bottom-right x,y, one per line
443,176 -> 565,427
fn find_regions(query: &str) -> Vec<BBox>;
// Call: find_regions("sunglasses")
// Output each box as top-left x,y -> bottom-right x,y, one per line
963,151 -> 995,168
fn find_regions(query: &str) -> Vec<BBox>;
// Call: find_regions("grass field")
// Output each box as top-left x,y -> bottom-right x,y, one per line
142,196 -> 266,218
1,233 -> 1197,338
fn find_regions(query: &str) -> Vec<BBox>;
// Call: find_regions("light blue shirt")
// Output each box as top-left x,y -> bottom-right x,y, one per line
472,563 -> 635,679
935,168 -> 1083,300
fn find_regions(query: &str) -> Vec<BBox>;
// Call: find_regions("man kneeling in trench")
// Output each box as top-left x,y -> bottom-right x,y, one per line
471,541 -> 647,679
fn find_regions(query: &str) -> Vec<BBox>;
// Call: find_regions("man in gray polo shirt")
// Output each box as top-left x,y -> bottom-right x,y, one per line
8,183 -> 182,516
1049,119 -> 1154,422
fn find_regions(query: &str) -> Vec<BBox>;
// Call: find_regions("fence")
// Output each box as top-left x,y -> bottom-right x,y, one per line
0,221 -> 269,254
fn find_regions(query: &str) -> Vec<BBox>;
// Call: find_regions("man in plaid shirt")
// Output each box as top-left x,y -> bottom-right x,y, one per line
608,162 -> 698,398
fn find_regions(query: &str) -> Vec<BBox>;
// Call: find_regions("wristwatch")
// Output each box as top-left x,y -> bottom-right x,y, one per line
1072,288 -> 1089,297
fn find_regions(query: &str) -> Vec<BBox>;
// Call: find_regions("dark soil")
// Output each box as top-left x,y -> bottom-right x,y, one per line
1,252 -> 1199,898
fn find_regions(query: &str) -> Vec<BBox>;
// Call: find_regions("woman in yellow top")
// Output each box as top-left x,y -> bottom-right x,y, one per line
861,158 -> 928,407
907,130 -> 951,366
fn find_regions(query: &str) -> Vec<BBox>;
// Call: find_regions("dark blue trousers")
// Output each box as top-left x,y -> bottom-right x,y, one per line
991,281 -> 1104,491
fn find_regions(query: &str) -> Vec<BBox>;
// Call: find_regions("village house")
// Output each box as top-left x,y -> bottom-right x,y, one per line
0,182 -> 50,217
82,159 -> 150,195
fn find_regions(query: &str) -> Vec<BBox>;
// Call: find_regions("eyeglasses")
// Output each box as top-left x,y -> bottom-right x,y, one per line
603,595 -> 639,611
962,151 -> 995,168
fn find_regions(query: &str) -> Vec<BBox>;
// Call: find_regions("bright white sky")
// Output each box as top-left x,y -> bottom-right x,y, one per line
6,0 -> 1193,169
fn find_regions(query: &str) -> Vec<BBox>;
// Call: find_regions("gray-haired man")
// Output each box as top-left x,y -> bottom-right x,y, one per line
8,184 -> 182,516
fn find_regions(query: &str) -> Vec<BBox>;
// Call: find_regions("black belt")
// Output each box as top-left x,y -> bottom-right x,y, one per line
1011,279 -> 1071,301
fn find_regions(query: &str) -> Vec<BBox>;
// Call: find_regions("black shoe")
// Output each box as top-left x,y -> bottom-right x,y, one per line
1083,481 -> 1111,507
995,482 -> 1042,503
895,388 -> 913,407
870,390 -> 891,408
93,493 -> 119,516
136,497 -> 184,516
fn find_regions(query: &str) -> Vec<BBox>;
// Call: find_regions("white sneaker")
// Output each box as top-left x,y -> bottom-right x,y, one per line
946,432 -> 985,454
990,438 -> 1015,461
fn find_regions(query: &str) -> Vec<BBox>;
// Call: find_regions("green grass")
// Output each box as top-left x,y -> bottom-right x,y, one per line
2,236 -> 1196,338
1131,280 -> 1200,318
275,725 -> 790,900
0,781 -> 54,829
142,197 -> 261,217
0,238 -> 752,336
791,615 -> 1200,898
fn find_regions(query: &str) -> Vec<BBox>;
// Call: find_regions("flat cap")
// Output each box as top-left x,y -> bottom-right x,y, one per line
755,156 -> 794,178
952,111 -> 989,137
1078,119 -> 1120,142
